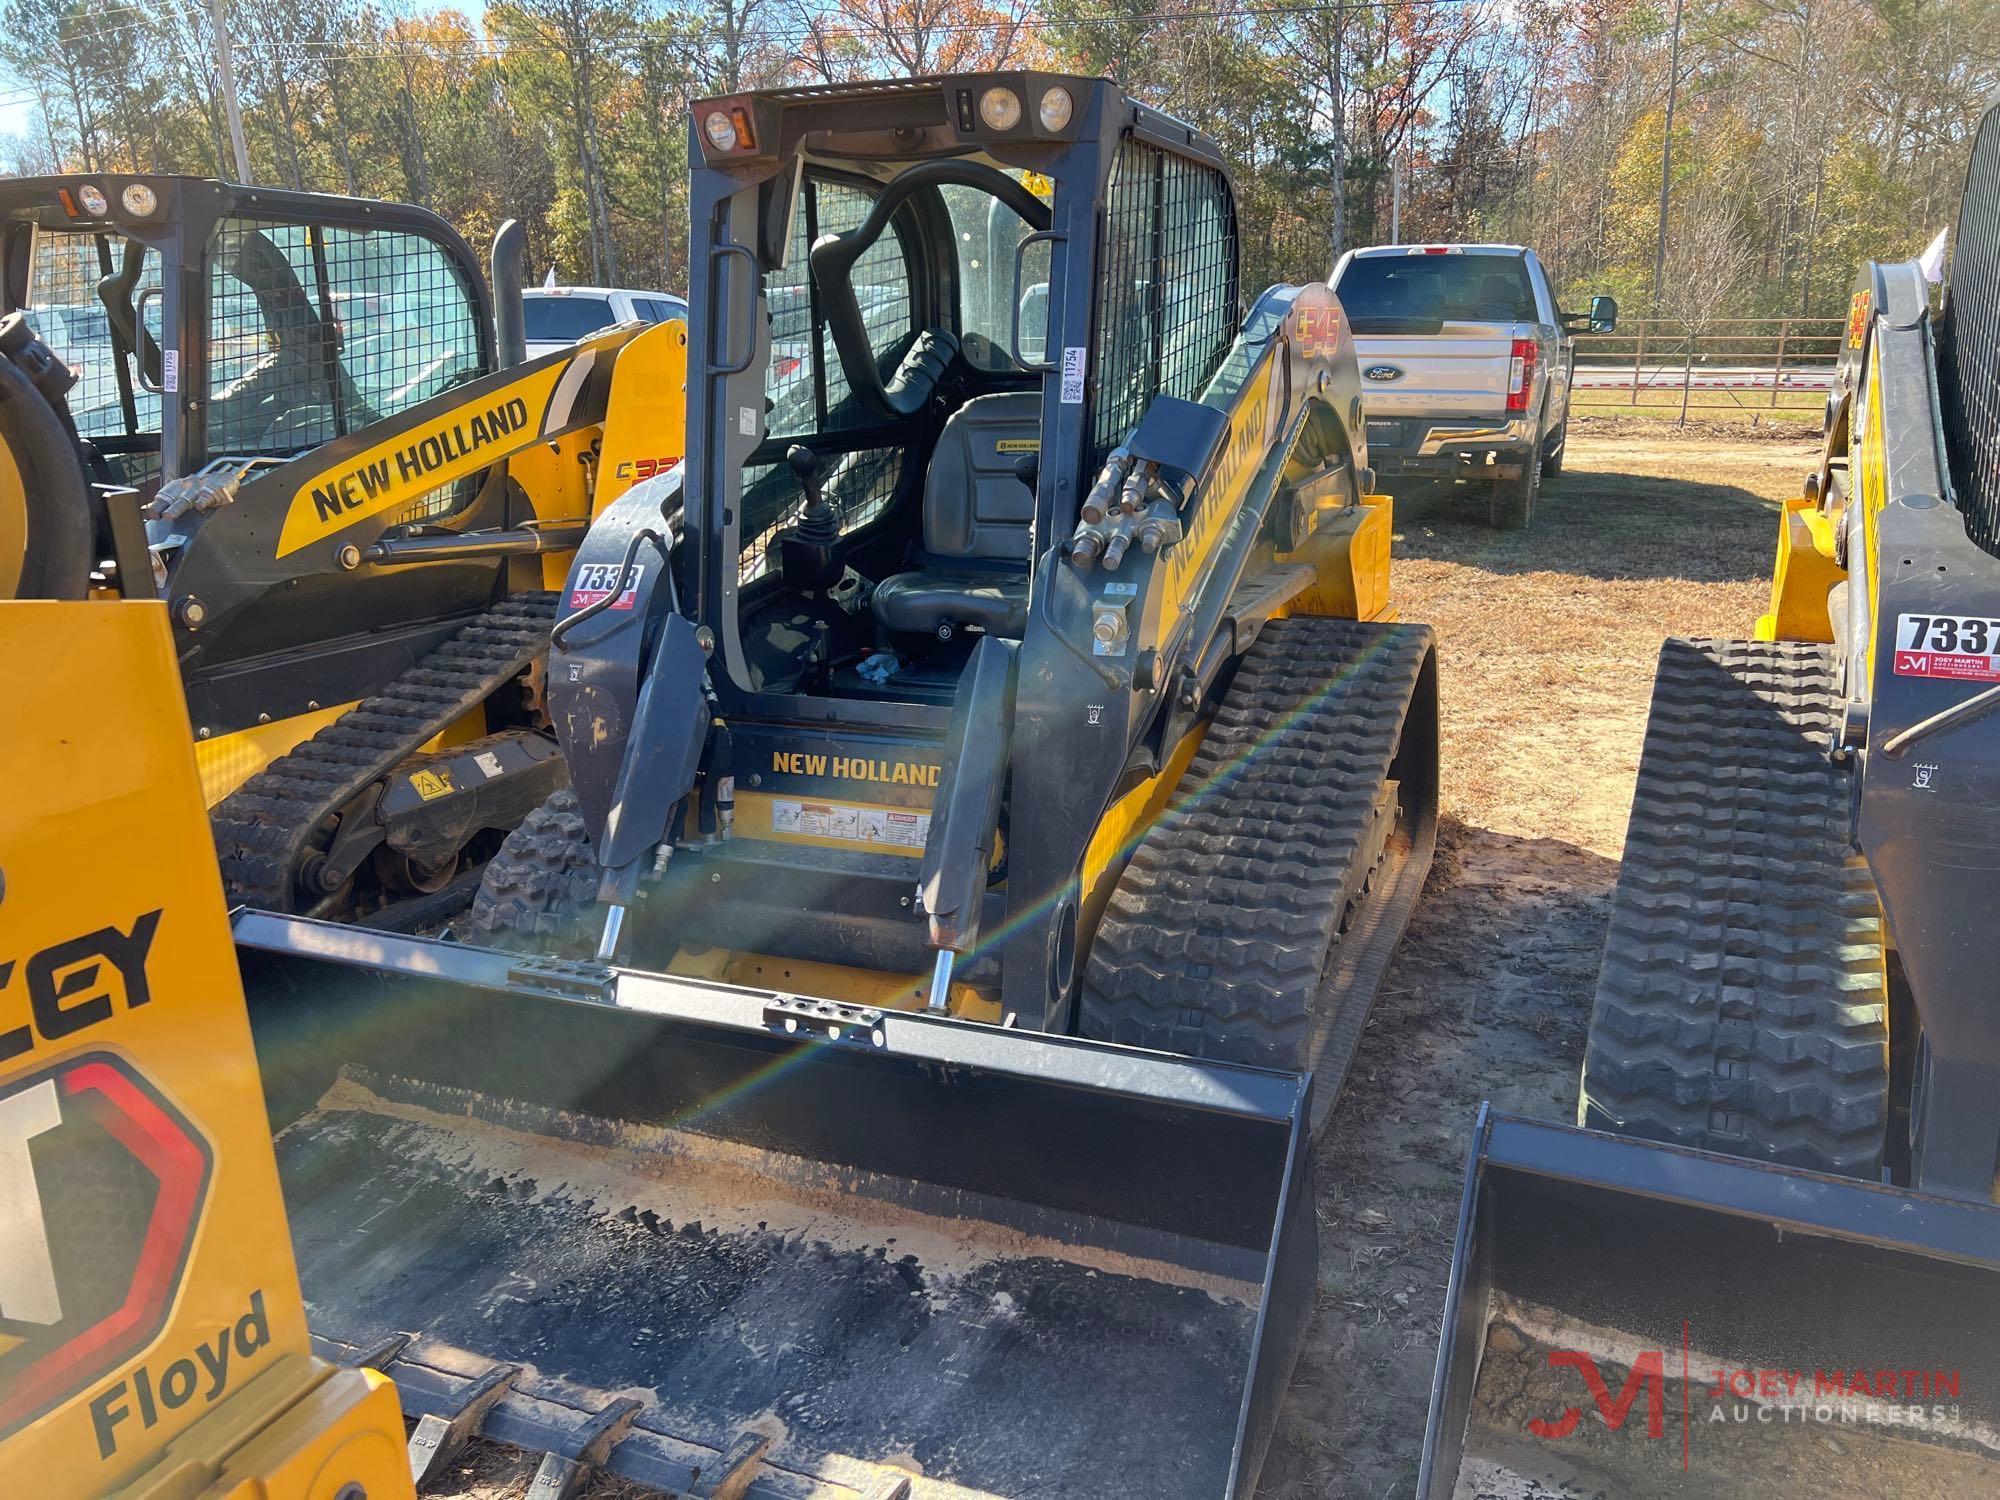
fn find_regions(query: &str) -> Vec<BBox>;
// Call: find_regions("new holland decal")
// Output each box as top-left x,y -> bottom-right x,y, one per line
274,360 -> 572,559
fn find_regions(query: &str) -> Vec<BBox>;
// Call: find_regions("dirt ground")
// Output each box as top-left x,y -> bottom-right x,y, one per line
408,417 -> 1818,1500
1253,416 -> 1816,1499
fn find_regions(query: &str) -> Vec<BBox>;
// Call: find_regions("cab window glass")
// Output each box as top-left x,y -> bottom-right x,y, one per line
745,177 -> 914,583
205,218 -> 483,460
1334,254 -> 1536,333
941,177 -> 1049,370
25,229 -> 163,453
762,177 -> 916,438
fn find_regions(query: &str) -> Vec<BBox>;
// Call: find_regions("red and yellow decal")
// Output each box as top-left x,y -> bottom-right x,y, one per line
1847,290 -> 1871,349
1292,301 -> 1344,360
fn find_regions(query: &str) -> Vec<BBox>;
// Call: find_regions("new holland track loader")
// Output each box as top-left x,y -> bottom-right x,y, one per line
0,345 -> 416,1500
0,175 -> 686,926
226,73 -> 1438,1497
1420,99 -> 2000,1498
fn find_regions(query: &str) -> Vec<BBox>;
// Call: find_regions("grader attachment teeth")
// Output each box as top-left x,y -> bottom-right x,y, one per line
236,912 -> 1317,1500
405,1361 -> 522,1487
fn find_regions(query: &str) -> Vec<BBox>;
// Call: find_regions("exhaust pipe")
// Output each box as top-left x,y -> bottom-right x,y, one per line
492,218 -> 527,368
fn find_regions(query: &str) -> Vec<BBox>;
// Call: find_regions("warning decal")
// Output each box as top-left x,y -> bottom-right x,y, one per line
770,797 -> 930,851
1893,613 -> 2000,682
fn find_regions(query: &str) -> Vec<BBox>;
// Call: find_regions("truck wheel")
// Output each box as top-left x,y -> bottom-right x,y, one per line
1488,443 -> 1540,530
1541,419 -> 1567,477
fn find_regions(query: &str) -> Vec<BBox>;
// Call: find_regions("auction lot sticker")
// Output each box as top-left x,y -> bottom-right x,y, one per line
1893,614 -> 2000,682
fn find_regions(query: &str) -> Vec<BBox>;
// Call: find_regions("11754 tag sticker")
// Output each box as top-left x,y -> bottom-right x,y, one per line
1893,613 -> 2000,681
1060,346 -> 1087,404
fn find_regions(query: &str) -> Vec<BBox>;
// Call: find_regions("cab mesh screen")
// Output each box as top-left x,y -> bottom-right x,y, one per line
205,218 -> 482,464
1089,136 -> 1239,466
1940,108 -> 2000,556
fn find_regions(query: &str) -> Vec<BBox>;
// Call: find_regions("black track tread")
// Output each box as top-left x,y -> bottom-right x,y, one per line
212,593 -> 558,912
462,787 -> 601,953
1080,616 -> 1433,1071
1581,638 -> 1890,1177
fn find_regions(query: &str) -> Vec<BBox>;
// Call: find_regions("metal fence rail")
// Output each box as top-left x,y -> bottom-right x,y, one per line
1569,316 -> 1844,410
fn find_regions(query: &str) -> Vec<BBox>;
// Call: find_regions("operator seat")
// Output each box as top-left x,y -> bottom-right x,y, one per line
870,391 -> 1040,640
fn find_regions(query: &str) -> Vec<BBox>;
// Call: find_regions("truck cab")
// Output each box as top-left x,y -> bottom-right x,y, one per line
1331,243 -> 1615,527
523,285 -> 686,358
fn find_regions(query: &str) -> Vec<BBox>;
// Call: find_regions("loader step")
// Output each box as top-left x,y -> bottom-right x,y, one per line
1080,615 -> 1437,1134
212,592 -> 558,917
1581,638 -> 1891,1176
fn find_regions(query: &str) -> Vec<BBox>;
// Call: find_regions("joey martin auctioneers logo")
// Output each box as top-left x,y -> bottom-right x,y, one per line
1523,1322 -> 1967,1471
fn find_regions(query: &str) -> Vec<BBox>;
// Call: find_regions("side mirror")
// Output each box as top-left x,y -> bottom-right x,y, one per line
1588,294 -> 1618,334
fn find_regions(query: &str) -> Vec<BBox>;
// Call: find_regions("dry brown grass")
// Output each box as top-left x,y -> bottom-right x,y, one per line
1257,427 -> 1815,1500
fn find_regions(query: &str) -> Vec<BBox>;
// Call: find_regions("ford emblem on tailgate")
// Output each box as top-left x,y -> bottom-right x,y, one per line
1363,364 -> 1404,382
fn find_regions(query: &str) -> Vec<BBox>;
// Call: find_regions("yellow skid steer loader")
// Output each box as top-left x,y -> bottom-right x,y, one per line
0,176 -> 685,926
228,72 -> 1439,1497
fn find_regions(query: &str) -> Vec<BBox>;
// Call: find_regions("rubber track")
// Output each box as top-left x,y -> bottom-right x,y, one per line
461,786 -> 601,953
1581,638 -> 1890,1177
1080,616 -> 1433,1079
212,593 -> 558,912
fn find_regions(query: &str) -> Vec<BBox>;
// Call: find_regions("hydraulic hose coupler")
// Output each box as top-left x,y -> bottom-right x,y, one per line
1102,527 -> 1133,570
1119,460 -> 1155,516
1071,524 -> 1108,568
1081,446 -> 1133,525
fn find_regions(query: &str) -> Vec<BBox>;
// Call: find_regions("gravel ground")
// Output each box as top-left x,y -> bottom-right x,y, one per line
1254,417 -> 1813,1499
410,418 -> 1817,1500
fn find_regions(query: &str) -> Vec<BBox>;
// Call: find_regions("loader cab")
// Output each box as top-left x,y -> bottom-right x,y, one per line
543,72 -> 1403,1041
547,72 -> 1314,1019
682,74 -> 1241,709
0,175 -> 495,501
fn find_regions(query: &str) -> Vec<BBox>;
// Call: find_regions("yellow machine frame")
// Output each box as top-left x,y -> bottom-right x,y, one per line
0,599 -> 413,1500
190,319 -> 689,808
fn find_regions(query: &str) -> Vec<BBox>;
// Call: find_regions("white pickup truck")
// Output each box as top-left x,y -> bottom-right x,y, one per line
1330,243 -> 1616,528
523,285 -> 688,359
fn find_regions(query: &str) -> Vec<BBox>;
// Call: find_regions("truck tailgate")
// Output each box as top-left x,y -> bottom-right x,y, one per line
1355,323 -> 1523,418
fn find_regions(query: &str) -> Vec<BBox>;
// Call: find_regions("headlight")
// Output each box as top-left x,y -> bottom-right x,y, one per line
703,109 -> 738,151
121,182 -> 158,217
979,87 -> 1022,131
77,183 -> 108,216
1038,87 -> 1074,132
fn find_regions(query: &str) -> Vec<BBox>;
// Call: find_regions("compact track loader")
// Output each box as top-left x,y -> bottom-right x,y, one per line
0,355 -> 415,1500
226,73 -> 1439,1497
1421,99 -> 2000,1497
0,176 -> 686,925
